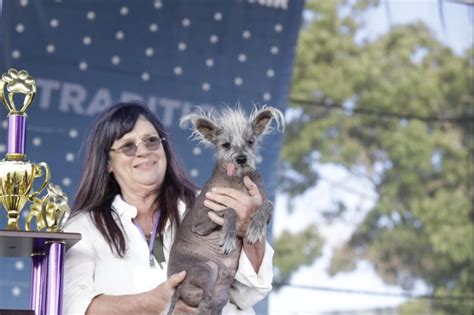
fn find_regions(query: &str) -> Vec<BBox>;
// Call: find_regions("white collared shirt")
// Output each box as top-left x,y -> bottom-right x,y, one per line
63,195 -> 274,314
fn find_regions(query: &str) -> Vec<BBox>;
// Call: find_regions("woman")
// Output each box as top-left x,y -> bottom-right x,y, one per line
63,102 -> 274,314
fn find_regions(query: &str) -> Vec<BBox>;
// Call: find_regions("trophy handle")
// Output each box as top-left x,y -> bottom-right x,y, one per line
0,80 -> 12,112
29,162 -> 51,199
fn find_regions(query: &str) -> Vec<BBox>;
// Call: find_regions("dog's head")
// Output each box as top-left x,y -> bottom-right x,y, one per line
181,106 -> 284,176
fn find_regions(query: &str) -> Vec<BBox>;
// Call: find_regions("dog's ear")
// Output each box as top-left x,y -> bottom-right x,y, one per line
194,117 -> 219,143
180,114 -> 219,145
251,106 -> 285,136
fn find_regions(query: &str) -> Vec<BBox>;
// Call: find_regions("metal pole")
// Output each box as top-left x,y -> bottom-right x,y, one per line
29,251 -> 46,315
44,241 -> 65,315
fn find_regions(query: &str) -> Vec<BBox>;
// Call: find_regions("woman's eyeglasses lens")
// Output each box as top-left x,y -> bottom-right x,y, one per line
112,136 -> 164,156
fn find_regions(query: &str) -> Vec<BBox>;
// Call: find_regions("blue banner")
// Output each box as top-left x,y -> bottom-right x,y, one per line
0,0 -> 303,311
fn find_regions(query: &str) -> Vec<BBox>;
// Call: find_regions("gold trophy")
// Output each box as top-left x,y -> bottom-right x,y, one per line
0,68 -> 69,231
25,183 -> 70,232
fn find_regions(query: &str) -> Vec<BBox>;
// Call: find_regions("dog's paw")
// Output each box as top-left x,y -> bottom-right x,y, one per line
219,233 -> 236,255
246,218 -> 265,244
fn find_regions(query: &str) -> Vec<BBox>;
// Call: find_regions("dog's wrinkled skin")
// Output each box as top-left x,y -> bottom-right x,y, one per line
166,106 -> 284,315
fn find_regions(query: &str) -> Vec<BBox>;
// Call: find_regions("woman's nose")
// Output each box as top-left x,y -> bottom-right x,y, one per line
135,141 -> 150,156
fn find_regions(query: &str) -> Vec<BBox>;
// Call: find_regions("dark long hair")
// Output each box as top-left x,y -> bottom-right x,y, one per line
72,102 -> 196,256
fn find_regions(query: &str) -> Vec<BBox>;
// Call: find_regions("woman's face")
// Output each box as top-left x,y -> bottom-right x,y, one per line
107,117 -> 167,195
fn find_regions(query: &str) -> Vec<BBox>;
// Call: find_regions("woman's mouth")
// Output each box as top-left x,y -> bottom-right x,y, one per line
134,161 -> 156,169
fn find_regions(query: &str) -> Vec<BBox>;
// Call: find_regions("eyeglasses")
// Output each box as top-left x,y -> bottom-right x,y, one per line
110,136 -> 165,157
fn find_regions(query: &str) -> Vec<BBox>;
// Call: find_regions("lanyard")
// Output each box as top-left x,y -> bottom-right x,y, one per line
133,211 -> 162,269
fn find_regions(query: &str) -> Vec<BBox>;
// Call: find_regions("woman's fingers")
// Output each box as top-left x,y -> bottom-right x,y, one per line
209,186 -> 247,200
148,271 -> 187,313
204,191 -> 242,210
243,176 -> 260,196
167,271 -> 186,288
204,199 -> 228,211
207,211 -> 225,226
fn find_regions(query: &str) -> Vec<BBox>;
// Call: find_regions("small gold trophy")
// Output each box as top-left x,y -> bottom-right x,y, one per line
0,68 -> 70,231
26,183 -> 70,232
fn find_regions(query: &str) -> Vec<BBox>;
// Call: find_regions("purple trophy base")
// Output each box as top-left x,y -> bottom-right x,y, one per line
30,253 -> 46,314
0,230 -> 80,315
8,115 -> 26,155
45,241 -> 65,315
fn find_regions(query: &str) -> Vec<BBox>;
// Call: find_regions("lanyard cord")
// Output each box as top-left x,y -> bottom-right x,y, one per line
133,210 -> 161,268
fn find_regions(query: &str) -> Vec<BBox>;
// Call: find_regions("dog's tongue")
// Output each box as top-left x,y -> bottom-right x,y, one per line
226,162 -> 235,177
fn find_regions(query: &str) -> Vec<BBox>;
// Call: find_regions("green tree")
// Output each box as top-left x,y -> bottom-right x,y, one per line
273,224 -> 323,285
274,0 -> 473,313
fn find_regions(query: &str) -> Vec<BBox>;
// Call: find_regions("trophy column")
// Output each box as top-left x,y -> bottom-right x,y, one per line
30,239 -> 46,312
0,69 -> 78,315
45,241 -> 65,315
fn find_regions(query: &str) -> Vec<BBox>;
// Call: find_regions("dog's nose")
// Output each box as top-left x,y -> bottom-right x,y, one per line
236,155 -> 247,165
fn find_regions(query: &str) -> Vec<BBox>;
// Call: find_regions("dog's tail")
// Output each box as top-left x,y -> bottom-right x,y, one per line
166,290 -> 179,315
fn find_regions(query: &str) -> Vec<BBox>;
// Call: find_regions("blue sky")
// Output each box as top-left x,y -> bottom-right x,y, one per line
363,0 -> 473,54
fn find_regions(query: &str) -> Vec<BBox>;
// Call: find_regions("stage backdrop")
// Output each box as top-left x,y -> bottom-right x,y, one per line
0,0 -> 303,311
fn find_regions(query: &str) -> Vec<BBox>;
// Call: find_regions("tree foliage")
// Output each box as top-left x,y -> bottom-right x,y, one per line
275,0 -> 473,313
273,224 -> 323,285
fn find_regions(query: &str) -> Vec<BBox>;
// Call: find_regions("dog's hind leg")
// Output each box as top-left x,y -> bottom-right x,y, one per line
185,260 -> 219,315
246,200 -> 273,244
208,268 -> 236,315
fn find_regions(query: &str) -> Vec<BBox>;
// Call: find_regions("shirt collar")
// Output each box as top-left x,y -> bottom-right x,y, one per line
111,194 -> 187,224
111,194 -> 138,219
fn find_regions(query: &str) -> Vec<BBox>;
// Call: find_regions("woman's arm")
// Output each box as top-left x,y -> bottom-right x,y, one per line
63,214 -> 103,314
230,239 -> 274,310
242,236 -> 266,272
85,272 -> 190,315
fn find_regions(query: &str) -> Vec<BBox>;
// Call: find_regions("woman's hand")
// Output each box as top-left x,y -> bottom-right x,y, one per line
86,271 -> 197,315
204,176 -> 262,237
144,271 -> 197,314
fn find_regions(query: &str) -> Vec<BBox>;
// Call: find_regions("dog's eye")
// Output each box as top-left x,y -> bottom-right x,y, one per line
247,140 -> 254,146
222,142 -> 231,149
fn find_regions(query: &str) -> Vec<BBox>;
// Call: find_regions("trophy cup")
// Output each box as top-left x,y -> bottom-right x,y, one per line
0,68 -> 78,315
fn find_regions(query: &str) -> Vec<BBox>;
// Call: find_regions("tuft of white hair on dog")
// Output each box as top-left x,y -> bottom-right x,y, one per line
179,106 -> 215,129
217,106 -> 250,146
